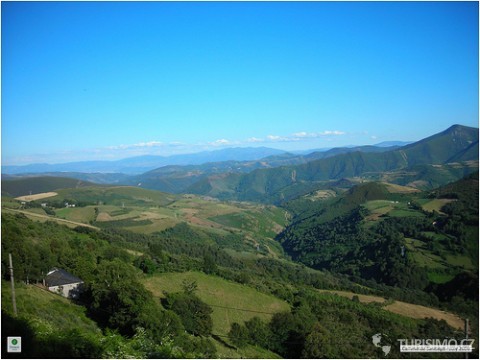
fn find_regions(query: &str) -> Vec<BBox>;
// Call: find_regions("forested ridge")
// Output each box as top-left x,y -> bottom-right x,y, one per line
278,175 -> 478,313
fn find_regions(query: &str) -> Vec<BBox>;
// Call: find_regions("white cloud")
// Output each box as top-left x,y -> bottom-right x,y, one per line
138,141 -> 163,147
262,130 -> 346,143
266,135 -> 291,142
209,139 -> 231,146
106,141 -> 163,150
319,130 -> 345,136
292,131 -> 309,137
247,137 -> 264,143
267,135 -> 280,140
104,129 -> 346,153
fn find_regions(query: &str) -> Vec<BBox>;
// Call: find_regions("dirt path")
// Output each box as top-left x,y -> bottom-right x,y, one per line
3,208 -> 99,230
319,290 -> 464,329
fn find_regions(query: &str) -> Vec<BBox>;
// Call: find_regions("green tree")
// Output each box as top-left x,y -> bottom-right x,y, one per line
87,259 -> 152,336
165,292 -> 213,336
244,316 -> 272,348
202,253 -> 217,275
136,303 -> 184,343
134,256 -> 157,274
268,311 -> 295,355
175,334 -> 217,358
302,322 -> 333,358
181,279 -> 198,294
228,322 -> 249,348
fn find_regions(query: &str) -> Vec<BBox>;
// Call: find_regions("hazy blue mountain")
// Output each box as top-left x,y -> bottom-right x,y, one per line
374,141 -> 413,147
2,147 -> 287,175
2,172 -> 131,185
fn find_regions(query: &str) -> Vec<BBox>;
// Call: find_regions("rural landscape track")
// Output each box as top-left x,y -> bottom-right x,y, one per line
3,208 -> 99,230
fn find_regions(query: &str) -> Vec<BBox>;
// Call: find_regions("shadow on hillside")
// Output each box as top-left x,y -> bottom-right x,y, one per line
1,310 -> 102,358
212,334 -> 236,349
2,311 -> 37,358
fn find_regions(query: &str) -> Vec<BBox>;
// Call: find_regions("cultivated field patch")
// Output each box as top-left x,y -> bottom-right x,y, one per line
318,290 -> 464,330
383,182 -> 421,194
304,189 -> 337,201
15,192 -> 58,202
384,301 -> 464,330
422,198 -> 456,213
55,207 -> 97,223
96,212 -> 114,222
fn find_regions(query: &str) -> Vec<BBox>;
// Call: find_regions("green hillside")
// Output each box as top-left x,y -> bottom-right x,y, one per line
399,124 -> 479,165
2,185 -> 287,259
379,162 -> 479,190
1,176 -> 97,197
52,185 -> 178,207
2,281 -> 104,359
2,208 -> 476,359
186,125 -> 479,203
2,281 -> 101,334
131,145 -> 400,194
143,271 -> 290,337
277,175 -> 479,302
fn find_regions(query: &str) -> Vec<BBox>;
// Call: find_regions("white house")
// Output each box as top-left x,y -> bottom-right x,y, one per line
45,268 -> 84,299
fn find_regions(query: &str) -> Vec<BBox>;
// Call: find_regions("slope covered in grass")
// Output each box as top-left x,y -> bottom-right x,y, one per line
143,271 -> 290,336
1,176 -> 96,197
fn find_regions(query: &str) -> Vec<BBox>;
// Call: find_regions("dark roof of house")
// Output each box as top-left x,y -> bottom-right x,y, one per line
46,268 -> 83,287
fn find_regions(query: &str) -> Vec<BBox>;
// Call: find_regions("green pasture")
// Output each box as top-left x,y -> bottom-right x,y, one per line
55,206 -> 97,223
143,271 -> 290,337
422,199 -> 456,213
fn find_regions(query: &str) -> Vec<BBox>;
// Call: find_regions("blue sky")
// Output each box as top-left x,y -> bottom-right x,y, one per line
2,1 -> 478,165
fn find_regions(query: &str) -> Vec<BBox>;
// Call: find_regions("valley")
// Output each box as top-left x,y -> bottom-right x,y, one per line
2,185 -> 288,259
3,1 -> 478,357
1,124 -> 478,359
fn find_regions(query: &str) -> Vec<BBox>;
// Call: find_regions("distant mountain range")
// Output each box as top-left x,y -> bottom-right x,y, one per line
2,141 -> 413,176
2,125 -> 478,203
1,147 -> 287,175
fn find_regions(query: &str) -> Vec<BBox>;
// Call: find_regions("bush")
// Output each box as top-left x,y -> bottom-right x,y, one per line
228,322 -> 249,348
164,292 -> 213,336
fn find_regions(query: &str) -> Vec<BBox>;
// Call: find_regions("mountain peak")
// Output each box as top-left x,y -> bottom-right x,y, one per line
444,124 -> 478,134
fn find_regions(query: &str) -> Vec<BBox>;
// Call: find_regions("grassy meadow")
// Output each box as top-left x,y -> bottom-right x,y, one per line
143,271 -> 290,337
